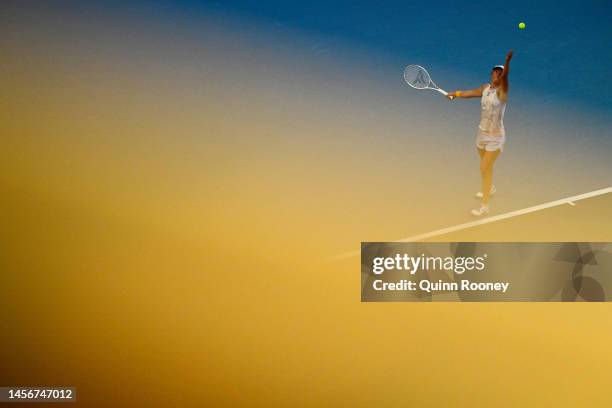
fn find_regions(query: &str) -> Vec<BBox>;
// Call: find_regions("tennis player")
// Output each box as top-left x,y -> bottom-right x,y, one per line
448,50 -> 513,216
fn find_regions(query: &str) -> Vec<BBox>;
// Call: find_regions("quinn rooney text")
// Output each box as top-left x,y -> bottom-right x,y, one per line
372,279 -> 510,293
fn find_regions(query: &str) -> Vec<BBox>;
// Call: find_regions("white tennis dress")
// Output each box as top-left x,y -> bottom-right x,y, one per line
476,84 -> 506,151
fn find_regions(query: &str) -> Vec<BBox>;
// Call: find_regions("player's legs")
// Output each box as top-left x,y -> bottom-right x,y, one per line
480,150 -> 500,204
474,147 -> 496,198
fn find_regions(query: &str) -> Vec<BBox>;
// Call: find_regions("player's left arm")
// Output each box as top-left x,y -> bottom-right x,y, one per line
500,50 -> 513,100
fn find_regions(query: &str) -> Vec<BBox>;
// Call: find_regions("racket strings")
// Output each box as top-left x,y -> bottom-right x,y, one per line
404,65 -> 431,89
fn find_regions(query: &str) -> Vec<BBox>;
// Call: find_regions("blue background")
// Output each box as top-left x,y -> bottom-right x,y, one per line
158,0 -> 612,114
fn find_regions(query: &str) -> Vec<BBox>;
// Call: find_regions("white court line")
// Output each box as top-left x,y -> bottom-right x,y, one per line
329,186 -> 612,261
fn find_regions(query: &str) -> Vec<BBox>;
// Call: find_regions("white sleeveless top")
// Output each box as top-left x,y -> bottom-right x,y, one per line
478,84 -> 506,136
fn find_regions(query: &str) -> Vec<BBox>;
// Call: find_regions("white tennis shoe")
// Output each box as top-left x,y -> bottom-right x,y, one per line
475,185 -> 496,199
470,204 -> 490,217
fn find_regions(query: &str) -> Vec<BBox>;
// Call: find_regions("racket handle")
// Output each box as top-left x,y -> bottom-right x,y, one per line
436,88 -> 448,96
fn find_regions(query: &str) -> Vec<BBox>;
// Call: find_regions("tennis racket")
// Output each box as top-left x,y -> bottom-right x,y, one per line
403,64 -> 449,97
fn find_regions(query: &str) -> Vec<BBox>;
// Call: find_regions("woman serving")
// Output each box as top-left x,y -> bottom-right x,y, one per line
448,50 -> 513,216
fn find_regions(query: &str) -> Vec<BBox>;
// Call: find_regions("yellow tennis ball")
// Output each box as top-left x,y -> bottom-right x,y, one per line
518,22 -> 526,29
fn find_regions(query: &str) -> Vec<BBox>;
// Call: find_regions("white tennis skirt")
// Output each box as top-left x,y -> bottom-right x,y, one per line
476,133 -> 506,152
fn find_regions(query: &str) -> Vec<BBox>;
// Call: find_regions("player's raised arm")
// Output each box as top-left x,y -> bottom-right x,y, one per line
500,50 -> 513,94
447,84 -> 486,100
